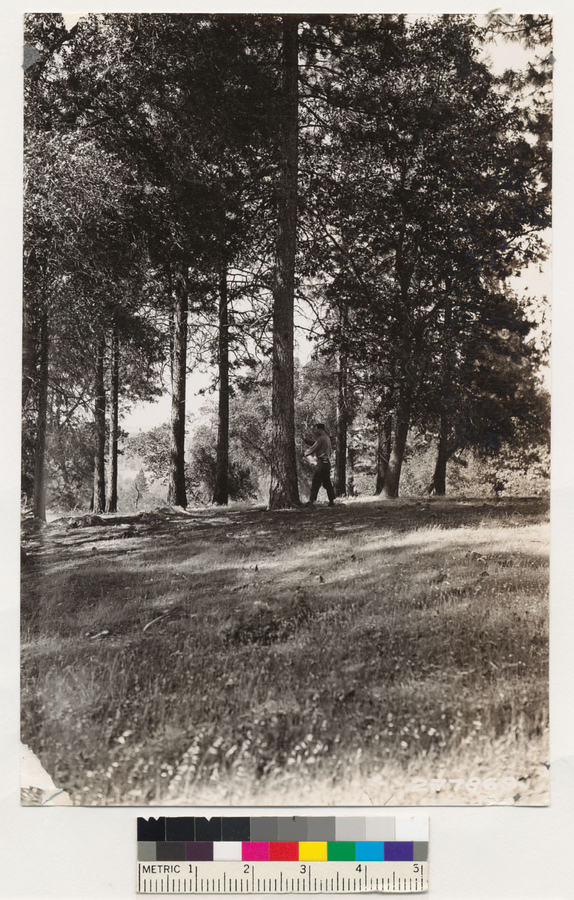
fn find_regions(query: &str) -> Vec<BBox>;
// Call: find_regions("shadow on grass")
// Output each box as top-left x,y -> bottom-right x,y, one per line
21,496 -> 549,806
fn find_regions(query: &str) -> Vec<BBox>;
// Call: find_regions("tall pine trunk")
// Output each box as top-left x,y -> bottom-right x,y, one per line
93,335 -> 106,514
106,326 -> 119,512
269,16 -> 300,509
335,305 -> 348,496
335,366 -> 347,496
22,302 -> 35,413
383,173 -> 417,501
375,414 -> 393,495
429,411 -> 449,495
347,445 -> 357,496
383,391 -> 411,499
213,266 -> 230,505
53,400 -> 74,509
167,274 -> 188,508
32,308 -> 49,520
429,297 -> 453,496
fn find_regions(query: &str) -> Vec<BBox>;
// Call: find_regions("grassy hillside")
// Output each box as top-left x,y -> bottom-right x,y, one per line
21,497 -> 549,806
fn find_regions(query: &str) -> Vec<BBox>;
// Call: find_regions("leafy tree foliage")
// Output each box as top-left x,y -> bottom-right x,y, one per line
189,426 -> 259,503
22,13 -> 551,512
299,14 -> 550,496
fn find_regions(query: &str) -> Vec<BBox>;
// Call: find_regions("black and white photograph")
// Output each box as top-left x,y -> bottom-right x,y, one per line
20,11 -> 552,808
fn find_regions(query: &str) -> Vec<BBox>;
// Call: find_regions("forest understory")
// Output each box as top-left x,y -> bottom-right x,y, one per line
21,496 -> 549,807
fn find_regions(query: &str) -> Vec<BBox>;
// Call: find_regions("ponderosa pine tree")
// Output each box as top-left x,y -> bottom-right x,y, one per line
212,266 -> 230,505
88,14 -> 281,509
334,303 -> 349,496
92,335 -> 107,512
303,15 -> 550,497
269,16 -> 301,509
167,269 -> 188,507
24,17 -> 165,515
106,324 -> 119,512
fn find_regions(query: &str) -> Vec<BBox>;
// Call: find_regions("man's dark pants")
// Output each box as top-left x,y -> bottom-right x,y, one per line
310,459 -> 336,504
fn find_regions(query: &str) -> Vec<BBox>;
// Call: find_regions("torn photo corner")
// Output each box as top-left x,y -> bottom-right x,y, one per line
21,11 -> 551,807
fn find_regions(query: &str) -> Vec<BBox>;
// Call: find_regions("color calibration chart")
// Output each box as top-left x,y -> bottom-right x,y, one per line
137,815 -> 428,893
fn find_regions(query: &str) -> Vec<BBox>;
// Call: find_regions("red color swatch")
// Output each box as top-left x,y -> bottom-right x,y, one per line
269,842 -> 299,861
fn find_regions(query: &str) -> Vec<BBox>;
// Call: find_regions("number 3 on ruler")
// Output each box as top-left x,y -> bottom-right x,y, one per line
300,865 -> 307,874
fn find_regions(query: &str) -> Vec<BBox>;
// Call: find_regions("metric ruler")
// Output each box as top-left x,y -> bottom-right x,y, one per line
137,861 -> 427,893
137,815 -> 429,893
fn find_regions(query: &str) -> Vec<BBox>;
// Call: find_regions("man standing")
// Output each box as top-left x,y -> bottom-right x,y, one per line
304,423 -> 336,506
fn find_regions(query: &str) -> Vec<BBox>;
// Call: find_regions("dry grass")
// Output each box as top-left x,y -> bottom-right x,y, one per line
20,497 -> 549,806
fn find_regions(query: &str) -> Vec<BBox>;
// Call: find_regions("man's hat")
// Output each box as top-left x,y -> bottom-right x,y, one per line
315,422 -> 326,430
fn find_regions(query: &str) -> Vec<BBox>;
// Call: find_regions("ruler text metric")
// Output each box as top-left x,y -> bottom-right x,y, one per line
137,861 -> 427,893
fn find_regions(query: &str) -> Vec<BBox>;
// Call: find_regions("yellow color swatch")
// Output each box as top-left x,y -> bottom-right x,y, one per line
299,842 -> 328,861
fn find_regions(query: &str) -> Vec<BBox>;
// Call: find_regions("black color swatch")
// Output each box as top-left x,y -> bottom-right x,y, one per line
195,817 -> 222,842
221,817 -> 251,841
137,817 -> 166,842
166,817 -> 195,841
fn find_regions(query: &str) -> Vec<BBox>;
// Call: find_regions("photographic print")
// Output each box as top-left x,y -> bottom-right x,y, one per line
21,12 -> 551,807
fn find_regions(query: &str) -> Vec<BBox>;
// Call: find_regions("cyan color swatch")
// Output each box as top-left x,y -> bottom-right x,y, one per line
355,841 -> 385,861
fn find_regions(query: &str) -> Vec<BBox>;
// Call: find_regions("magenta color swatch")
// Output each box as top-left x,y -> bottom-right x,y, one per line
242,841 -> 270,861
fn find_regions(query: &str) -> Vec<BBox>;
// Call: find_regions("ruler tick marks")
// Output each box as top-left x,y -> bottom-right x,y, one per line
137,860 -> 427,893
